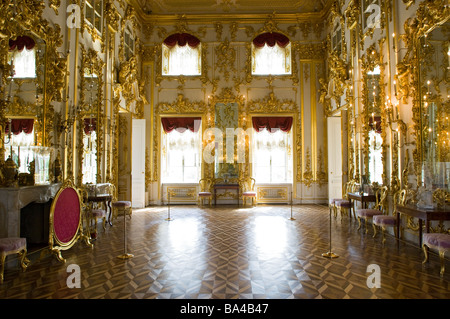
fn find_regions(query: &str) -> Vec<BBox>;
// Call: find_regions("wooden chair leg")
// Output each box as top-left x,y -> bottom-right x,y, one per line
372,223 -> 377,238
357,217 -> 362,230
439,251 -> 446,276
422,244 -> 429,264
19,249 -> 29,271
381,227 -> 386,246
0,253 -> 5,284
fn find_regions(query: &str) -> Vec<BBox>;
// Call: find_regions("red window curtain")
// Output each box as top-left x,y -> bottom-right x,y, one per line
84,118 -> 97,135
369,116 -> 382,133
5,119 -> 34,135
161,117 -> 201,133
9,36 -> 36,51
253,32 -> 290,48
163,33 -> 201,49
252,117 -> 293,133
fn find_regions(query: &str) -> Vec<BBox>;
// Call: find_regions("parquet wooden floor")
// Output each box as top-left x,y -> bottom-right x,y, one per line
0,204 -> 448,299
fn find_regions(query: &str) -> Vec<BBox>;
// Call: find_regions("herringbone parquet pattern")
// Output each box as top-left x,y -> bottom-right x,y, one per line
0,204 -> 448,299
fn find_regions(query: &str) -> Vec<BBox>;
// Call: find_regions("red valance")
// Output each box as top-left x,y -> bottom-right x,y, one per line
161,117 -> 201,133
163,33 -> 201,49
252,116 -> 293,133
369,115 -> 382,133
253,32 -> 290,48
84,118 -> 97,135
9,36 -> 36,52
5,119 -> 34,135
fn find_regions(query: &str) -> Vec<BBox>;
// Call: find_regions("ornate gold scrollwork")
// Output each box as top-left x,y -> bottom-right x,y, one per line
360,42 -> 388,186
399,0 -> 450,182
0,1 -> 65,185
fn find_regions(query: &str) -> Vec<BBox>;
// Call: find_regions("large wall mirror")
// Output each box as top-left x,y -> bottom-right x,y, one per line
214,101 -> 239,182
78,46 -> 104,186
417,18 -> 449,194
0,3 -> 65,187
361,43 -> 386,187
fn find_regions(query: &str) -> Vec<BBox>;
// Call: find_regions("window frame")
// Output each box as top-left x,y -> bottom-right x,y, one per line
161,42 -> 202,77
251,126 -> 294,184
85,0 -> 103,35
160,118 -> 203,184
251,41 -> 292,76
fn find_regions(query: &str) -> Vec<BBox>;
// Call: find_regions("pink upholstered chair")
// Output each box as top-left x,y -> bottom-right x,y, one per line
198,178 -> 213,207
356,186 -> 388,234
109,184 -> 132,221
81,186 -> 107,239
241,177 -> 256,207
372,189 -> 406,245
331,180 -> 355,220
0,238 -> 30,284
423,233 -> 450,276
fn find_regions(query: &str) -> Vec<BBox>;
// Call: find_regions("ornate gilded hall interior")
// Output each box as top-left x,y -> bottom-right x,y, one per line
0,0 -> 449,303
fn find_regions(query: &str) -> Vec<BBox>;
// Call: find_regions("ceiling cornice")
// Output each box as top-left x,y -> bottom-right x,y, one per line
126,0 -> 331,25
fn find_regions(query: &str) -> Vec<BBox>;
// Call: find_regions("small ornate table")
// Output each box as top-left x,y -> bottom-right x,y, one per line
213,184 -> 240,206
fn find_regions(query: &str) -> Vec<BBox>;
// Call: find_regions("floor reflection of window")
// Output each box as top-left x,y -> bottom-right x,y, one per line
254,216 -> 287,257
161,128 -> 201,183
253,129 -> 293,183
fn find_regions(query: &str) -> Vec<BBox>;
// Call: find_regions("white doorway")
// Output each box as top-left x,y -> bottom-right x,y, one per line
132,119 -> 146,208
327,116 -> 343,203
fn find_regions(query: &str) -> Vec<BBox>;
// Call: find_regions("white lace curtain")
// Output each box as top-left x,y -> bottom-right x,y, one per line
10,48 -> 36,78
252,43 -> 291,75
253,128 -> 293,183
162,43 -> 201,76
161,129 -> 201,183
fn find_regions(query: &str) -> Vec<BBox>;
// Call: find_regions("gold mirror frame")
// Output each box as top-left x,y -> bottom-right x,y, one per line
0,1 -> 65,184
360,41 -> 387,186
399,0 -> 450,185
77,45 -> 105,186
209,88 -> 246,182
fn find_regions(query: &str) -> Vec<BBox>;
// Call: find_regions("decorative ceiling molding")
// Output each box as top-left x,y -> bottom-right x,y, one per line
126,0 -> 332,24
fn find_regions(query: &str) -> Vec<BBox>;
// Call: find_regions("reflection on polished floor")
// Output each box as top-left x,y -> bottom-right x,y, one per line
0,204 -> 449,299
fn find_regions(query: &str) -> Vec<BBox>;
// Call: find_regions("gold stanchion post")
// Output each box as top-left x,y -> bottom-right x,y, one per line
322,206 -> 338,259
288,191 -> 295,220
117,205 -> 134,259
165,190 -> 174,221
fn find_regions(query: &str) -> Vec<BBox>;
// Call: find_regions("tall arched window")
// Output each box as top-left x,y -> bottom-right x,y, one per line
252,32 -> 291,76
162,33 -> 201,76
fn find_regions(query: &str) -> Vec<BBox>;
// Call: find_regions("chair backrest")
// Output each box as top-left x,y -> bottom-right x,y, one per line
392,189 -> 407,215
48,179 -> 87,262
109,183 -> 118,202
343,180 -> 354,199
374,186 -> 388,212
240,176 -> 255,192
199,178 -> 211,192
